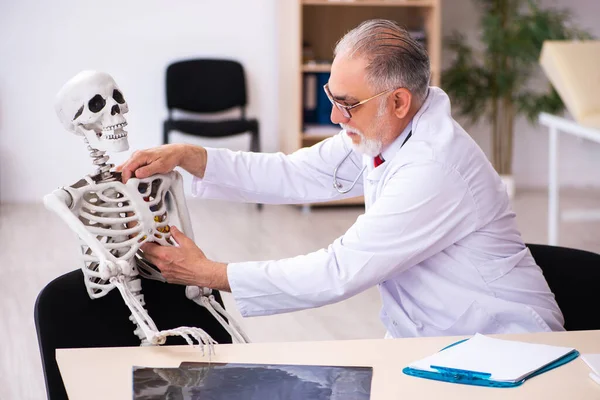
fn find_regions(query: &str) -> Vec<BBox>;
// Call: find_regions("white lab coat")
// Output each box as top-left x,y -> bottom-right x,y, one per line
192,87 -> 565,337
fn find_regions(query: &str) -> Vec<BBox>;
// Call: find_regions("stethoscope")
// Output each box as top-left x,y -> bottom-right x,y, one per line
333,151 -> 366,194
333,131 -> 412,194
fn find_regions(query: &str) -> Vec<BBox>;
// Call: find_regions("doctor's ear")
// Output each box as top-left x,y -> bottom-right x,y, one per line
392,88 -> 412,119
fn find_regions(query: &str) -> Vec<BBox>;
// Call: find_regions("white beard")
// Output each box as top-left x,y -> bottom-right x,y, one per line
341,124 -> 383,157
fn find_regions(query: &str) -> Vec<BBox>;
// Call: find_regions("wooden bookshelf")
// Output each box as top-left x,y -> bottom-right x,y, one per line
277,0 -> 442,208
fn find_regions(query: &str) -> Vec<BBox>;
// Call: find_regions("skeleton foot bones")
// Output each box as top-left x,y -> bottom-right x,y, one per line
44,71 -> 248,350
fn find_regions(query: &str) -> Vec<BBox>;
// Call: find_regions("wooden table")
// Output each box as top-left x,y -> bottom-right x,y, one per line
57,330 -> 600,399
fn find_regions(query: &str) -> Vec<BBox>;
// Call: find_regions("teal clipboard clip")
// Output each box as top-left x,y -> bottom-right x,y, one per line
430,365 -> 491,381
402,338 -> 580,388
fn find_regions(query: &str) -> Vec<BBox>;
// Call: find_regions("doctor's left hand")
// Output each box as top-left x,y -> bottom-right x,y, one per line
140,226 -> 231,291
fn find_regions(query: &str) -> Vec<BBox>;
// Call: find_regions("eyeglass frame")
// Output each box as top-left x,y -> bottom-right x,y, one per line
323,83 -> 395,119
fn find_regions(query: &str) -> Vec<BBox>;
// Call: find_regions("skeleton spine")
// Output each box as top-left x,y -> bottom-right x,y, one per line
87,147 -> 151,344
85,139 -> 116,182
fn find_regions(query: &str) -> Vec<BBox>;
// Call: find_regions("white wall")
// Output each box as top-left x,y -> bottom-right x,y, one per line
0,0 -> 278,203
1,0 -> 599,203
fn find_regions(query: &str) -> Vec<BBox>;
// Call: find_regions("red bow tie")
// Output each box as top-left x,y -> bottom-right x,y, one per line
374,154 -> 385,168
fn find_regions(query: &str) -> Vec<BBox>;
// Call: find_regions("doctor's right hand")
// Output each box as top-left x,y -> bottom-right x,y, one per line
117,144 -> 208,183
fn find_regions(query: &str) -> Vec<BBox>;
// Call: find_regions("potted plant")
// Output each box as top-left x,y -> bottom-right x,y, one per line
442,0 -> 592,197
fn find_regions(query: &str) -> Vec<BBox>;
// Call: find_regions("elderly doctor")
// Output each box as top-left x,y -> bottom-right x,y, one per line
118,19 -> 564,338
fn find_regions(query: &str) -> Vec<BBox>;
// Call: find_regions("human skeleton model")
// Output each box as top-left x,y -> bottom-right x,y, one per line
44,71 -> 249,349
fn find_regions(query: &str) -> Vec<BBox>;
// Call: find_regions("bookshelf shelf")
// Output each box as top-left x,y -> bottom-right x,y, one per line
277,0 -> 441,208
314,196 -> 366,206
302,133 -> 336,140
303,63 -> 440,76
302,63 -> 333,72
301,0 -> 436,7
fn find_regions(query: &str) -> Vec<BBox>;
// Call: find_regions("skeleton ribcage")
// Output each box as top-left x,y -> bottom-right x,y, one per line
73,175 -> 174,298
50,171 -> 248,346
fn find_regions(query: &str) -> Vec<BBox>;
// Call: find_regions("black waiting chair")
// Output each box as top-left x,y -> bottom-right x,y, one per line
163,58 -> 260,152
163,58 -> 262,209
527,243 -> 600,331
34,269 -> 232,400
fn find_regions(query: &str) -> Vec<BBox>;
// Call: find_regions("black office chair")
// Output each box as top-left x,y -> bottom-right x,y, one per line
163,58 -> 262,209
34,269 -> 232,400
163,58 -> 260,152
527,243 -> 600,331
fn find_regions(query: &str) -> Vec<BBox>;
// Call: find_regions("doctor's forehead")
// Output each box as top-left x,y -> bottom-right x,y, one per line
329,55 -> 370,100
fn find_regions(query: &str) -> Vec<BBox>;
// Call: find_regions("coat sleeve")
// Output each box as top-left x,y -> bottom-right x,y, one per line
192,131 -> 364,204
226,161 -> 479,317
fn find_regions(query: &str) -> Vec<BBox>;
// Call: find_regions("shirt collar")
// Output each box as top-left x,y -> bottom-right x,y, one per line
379,120 -> 413,164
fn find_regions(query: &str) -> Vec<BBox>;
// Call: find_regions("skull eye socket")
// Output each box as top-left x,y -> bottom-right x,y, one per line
88,94 -> 106,113
73,105 -> 84,121
113,89 -> 125,104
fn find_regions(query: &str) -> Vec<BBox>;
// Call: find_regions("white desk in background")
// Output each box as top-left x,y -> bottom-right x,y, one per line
538,112 -> 600,245
57,330 -> 600,399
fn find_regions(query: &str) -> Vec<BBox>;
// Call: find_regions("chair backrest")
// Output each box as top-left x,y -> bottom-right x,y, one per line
527,243 -> 600,331
166,59 -> 247,113
34,269 -> 232,400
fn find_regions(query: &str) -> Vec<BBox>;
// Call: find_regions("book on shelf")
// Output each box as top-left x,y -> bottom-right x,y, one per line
303,71 -> 337,131
408,29 -> 427,47
303,123 -> 341,137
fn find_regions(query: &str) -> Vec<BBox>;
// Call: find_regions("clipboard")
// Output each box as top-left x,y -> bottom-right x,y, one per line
402,334 -> 580,388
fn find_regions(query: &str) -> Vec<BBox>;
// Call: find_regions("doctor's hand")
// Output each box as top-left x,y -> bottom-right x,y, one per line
140,226 -> 230,291
116,144 -> 208,183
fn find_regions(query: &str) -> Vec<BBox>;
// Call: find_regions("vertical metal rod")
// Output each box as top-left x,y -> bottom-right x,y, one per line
548,126 -> 559,245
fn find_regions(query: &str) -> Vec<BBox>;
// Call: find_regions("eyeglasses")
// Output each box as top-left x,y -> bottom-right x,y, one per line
323,83 -> 395,119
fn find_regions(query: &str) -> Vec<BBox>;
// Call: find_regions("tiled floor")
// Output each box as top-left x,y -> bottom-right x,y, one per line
1,188 -> 599,400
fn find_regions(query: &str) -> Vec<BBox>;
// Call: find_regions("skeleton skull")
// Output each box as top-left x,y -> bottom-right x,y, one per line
55,71 -> 129,152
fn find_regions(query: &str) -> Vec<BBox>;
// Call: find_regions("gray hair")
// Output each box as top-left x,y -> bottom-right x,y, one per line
334,19 -> 431,105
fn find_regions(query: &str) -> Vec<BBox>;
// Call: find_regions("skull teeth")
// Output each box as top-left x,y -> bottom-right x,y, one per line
104,132 -> 128,140
100,122 -> 128,140
102,122 -> 127,132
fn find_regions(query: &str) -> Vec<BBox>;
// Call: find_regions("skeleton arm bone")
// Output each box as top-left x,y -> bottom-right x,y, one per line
142,171 -> 249,342
168,170 -> 195,241
165,172 -> 251,343
44,188 -> 124,280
